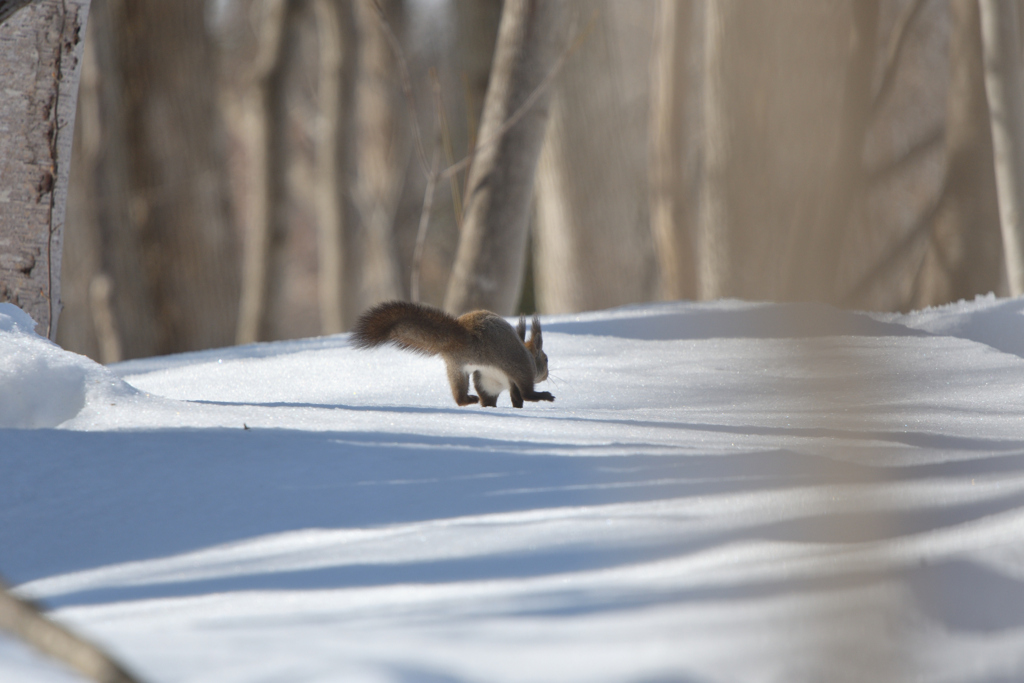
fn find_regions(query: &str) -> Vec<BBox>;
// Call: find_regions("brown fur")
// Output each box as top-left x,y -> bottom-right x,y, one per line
351,301 -> 553,408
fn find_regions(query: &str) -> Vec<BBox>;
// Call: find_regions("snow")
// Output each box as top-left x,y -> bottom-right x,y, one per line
3,296 -> 1024,682
0,304 -> 132,429
0,632 -> 89,683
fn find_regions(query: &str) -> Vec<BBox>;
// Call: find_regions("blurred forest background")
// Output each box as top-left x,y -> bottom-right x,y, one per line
5,0 -> 1020,362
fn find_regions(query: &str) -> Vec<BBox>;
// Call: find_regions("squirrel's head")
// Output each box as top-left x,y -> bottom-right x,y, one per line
518,314 -> 548,382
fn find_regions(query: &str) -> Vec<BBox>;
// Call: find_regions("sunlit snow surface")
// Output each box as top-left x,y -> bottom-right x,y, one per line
4,297 -> 1024,682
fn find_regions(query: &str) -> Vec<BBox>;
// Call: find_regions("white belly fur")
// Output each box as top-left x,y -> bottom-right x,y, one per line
463,364 -> 511,395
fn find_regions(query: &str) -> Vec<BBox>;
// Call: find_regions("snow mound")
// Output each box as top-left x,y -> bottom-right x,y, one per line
542,298 -> 930,340
876,292 -> 1024,359
0,304 -> 135,429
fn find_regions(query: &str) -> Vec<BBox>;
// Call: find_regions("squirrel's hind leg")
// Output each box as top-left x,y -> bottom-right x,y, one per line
447,362 -> 478,406
473,371 -> 499,407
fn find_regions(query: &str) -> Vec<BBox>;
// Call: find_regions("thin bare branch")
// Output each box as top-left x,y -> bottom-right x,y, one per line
871,0 -> 928,119
411,72 -> 446,302
904,239 -> 933,310
435,70 -> 463,231
438,10 -> 598,184
410,146 -> 440,303
866,123 -> 944,185
459,72 -> 480,212
371,0 -> 429,174
843,179 -> 946,306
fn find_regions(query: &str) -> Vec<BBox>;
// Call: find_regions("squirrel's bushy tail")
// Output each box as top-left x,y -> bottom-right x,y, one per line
350,301 -> 471,355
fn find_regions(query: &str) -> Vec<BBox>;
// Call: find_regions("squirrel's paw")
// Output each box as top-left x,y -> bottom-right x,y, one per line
457,394 -> 480,406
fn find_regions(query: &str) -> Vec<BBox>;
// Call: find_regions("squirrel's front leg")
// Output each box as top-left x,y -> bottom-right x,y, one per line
447,361 -> 478,406
521,388 -> 554,403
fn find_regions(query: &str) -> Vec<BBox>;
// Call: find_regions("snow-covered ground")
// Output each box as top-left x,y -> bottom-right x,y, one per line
4,296 -> 1024,682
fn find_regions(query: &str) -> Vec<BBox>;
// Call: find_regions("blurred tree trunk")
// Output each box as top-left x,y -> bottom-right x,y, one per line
349,0 -> 406,323
532,0 -> 656,314
913,0 -> 1003,307
697,2 -> 863,302
444,0 -> 569,316
449,0 -> 501,229
58,12 -> 126,363
979,0 -> 1024,297
453,0 -> 501,149
0,0 -> 90,339
70,0 -> 240,359
311,0 -> 359,334
785,0 -> 878,301
61,0 -> 148,358
121,0 -> 240,355
648,0 -> 696,301
235,0 -> 295,345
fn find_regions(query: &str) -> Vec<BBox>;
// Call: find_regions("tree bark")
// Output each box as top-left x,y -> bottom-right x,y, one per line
979,0 -> 1024,296
0,0 -> 35,24
913,0 -> 1004,307
648,0 -> 696,301
0,0 -> 90,339
443,0 -> 568,316
532,0 -> 656,314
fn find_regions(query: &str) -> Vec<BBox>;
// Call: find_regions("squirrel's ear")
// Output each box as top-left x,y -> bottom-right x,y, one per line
531,314 -> 542,350
517,314 -> 527,341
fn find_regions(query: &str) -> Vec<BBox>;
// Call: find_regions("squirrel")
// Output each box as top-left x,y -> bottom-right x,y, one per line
350,300 -> 554,408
